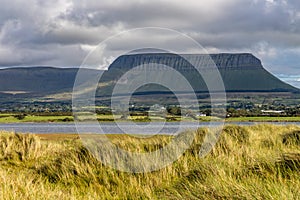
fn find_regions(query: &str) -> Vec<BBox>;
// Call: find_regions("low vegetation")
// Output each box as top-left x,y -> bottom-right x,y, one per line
3,112 -> 300,123
226,116 -> 300,122
0,124 -> 300,199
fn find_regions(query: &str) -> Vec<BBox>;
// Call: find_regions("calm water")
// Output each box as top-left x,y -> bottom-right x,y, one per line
0,122 -> 300,135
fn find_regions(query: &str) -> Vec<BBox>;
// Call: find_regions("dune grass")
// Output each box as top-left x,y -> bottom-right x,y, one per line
0,124 -> 299,199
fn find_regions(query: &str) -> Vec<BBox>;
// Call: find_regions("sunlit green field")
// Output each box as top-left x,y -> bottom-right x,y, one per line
2,112 -> 300,123
0,124 -> 299,199
0,115 -> 72,123
0,113 -> 213,123
227,116 -> 300,122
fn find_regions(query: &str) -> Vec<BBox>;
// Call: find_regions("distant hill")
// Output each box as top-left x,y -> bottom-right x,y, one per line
0,53 -> 298,100
0,67 -> 98,98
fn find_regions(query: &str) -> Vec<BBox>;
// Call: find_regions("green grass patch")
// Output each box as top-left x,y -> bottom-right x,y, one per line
226,116 -> 300,122
0,115 -> 74,123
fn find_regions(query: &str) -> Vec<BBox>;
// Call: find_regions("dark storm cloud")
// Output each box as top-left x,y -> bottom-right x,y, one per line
0,0 -> 299,74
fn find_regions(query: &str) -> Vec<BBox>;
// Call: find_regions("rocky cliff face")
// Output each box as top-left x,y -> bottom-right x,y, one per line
109,53 -> 262,71
208,53 -> 262,69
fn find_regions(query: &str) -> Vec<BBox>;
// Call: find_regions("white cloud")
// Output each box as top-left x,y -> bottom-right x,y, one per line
254,41 -> 278,59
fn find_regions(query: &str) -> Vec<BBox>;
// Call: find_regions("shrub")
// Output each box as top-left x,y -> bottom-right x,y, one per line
14,114 -> 27,120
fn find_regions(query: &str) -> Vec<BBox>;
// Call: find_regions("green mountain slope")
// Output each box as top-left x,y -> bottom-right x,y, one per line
0,53 -> 298,100
97,53 -> 299,95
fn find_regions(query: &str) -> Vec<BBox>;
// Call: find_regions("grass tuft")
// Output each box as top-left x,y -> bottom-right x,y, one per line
0,132 -> 42,161
282,130 -> 300,146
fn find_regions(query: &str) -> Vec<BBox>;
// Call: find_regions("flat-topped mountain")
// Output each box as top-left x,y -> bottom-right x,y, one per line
110,53 -> 262,70
0,53 -> 298,100
103,53 -> 298,94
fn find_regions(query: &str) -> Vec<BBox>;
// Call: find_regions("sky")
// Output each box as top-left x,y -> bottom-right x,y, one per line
0,0 -> 300,87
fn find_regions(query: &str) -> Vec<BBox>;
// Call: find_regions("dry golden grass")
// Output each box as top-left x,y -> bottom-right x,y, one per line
0,124 -> 299,199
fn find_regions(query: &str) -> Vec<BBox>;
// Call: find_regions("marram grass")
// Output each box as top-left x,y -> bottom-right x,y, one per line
0,124 -> 299,199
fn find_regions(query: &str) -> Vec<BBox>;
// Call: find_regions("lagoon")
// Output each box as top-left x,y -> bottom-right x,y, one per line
0,121 -> 300,134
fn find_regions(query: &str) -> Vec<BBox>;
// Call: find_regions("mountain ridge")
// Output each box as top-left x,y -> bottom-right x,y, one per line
0,53 -> 298,100
103,53 -> 299,94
